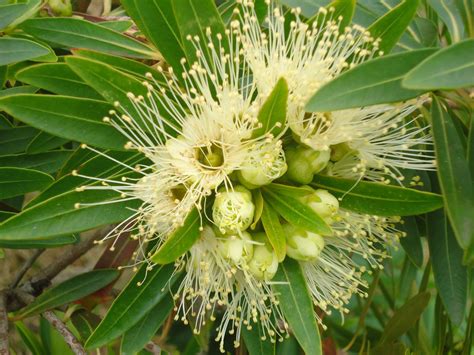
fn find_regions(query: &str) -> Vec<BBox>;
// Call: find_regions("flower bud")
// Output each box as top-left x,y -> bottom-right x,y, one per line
217,231 -> 254,264
247,233 -> 278,281
48,0 -> 72,16
283,224 -> 325,262
213,186 -> 255,233
301,189 -> 339,224
238,141 -> 287,188
286,145 -> 330,184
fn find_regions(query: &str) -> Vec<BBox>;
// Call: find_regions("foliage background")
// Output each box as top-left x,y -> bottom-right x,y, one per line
0,0 -> 473,354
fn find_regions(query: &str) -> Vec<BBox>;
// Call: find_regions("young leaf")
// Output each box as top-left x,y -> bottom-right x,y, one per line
15,270 -> 119,319
0,95 -> 127,150
427,208 -> 468,326
19,18 -> 157,59
0,167 -> 53,199
121,0 -> 186,74
261,202 -> 286,262
16,63 -> 102,100
262,188 -> 332,236
431,97 -> 474,259
85,264 -> 178,349
306,48 -> 437,112
367,0 -> 420,54
428,0 -> 466,42
0,190 -> 141,243
272,259 -> 322,355
150,208 -> 201,264
253,78 -> 288,138
312,175 -> 443,216
403,39 -> 474,90
120,294 -> 174,355
0,37 -> 50,66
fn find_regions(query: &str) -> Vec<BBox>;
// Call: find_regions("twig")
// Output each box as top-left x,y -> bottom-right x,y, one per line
14,291 -> 85,355
10,249 -> 45,289
0,292 -> 9,355
144,342 -> 161,354
43,311 -> 86,355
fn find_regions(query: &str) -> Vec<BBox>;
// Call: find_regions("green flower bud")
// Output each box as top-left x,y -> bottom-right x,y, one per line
238,141 -> 287,188
283,224 -> 325,262
247,233 -> 278,281
301,189 -> 339,224
286,145 -> 330,184
212,186 -> 255,233
217,231 -> 254,264
48,0 -> 72,16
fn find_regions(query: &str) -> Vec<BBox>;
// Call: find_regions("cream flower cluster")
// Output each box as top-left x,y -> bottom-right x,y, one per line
74,0 -> 435,351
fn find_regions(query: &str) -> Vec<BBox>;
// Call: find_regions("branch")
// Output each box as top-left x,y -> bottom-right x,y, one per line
10,249 -> 45,289
0,292 -> 8,355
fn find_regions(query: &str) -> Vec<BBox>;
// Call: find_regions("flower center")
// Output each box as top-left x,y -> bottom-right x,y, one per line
196,142 -> 224,168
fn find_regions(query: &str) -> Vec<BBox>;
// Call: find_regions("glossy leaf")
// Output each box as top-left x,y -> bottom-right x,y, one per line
427,208 -> 468,325
16,63 -> 102,99
16,270 -> 119,318
279,0 -> 328,17
0,126 -> 38,156
19,18 -> 157,59
0,190 -> 141,243
242,322 -> 276,355
367,0 -> 420,54
399,217 -> 423,268
312,175 -> 443,216
263,187 -> 332,235
26,132 -> 69,154
261,202 -> 286,262
121,294 -> 174,354
272,259 -> 322,355
0,167 -> 53,199
253,78 -> 288,138
403,39 -> 474,90
86,264 -> 177,349
15,322 -> 45,355
431,97 -> 474,259
122,0 -> 186,74
0,85 -> 38,98
306,48 -> 436,112
428,0 -> 465,42
0,151 -> 72,174
98,20 -> 133,33
0,234 -> 77,249
0,95 -> 127,150
0,0 -> 41,30
0,37 -> 50,66
151,208 -> 201,264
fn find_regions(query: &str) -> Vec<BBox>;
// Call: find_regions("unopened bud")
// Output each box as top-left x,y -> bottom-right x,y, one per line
217,231 -> 254,264
247,233 -> 278,281
238,141 -> 287,188
301,189 -> 339,224
48,0 -> 72,16
286,145 -> 330,184
213,186 -> 255,233
283,224 -> 325,262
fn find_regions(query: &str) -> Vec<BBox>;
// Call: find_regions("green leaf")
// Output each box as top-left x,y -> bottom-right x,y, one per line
0,211 -> 14,223
173,0 -> 227,65
85,263 -> 177,349
0,95 -> 128,150
428,0 -> 466,42
122,0 -> 186,74
15,322 -> 46,355
367,0 -> 420,54
0,190 -> 141,243
16,269 -> 119,318
378,292 -> 431,345
427,209 -> 468,325
306,48 -> 436,112
121,294 -> 174,355
265,183 -> 314,198
242,322 -> 276,355
0,151 -> 72,174
150,208 -> 201,264
262,187 -> 332,235
19,18 -> 157,59
0,167 -> 53,199
253,78 -> 288,138
399,217 -> 423,268
403,39 -> 474,90
312,175 -> 443,216
279,0 -> 328,18
98,20 -> 133,33
26,132 -> 69,154
0,85 -> 38,98
0,235 -> 77,249
0,0 -> 42,31
272,259 -> 322,355
0,126 -> 38,156
0,37 -> 50,66
328,0 -> 356,29
430,97 -> 474,259
16,63 -> 102,100
261,202 -> 286,262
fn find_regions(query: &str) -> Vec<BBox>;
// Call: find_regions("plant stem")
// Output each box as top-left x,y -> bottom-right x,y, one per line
10,249 -> 44,289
